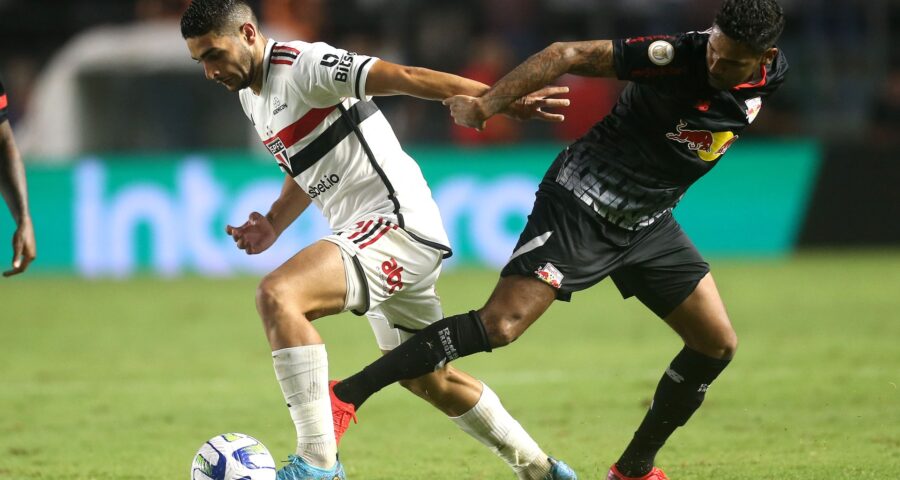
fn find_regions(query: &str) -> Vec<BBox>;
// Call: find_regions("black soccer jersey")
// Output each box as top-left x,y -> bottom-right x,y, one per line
0,78 -> 8,124
552,30 -> 788,231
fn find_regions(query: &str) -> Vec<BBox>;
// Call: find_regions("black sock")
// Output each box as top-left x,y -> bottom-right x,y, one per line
333,310 -> 492,409
616,346 -> 731,477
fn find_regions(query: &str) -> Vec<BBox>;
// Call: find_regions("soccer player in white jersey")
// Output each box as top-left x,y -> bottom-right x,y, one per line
180,1 -> 573,479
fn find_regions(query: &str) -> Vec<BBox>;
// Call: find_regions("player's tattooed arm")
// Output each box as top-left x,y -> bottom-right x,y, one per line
477,40 -> 614,119
442,40 -> 610,129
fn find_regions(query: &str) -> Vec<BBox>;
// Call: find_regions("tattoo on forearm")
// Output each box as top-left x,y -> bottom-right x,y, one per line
482,47 -> 570,115
569,41 -> 614,77
482,40 -> 614,116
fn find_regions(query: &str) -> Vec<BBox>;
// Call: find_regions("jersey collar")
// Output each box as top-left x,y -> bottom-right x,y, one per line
732,63 -> 767,91
257,39 -> 277,96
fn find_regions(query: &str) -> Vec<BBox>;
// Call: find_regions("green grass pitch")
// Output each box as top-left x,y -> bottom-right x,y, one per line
1,251 -> 899,479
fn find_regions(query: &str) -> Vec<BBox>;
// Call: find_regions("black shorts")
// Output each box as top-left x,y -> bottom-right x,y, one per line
501,187 -> 710,318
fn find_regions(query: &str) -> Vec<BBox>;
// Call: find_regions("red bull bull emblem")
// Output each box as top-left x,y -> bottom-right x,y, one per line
535,263 -> 563,289
666,120 -> 738,162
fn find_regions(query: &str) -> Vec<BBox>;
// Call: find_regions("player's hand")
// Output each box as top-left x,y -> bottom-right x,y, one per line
443,95 -> 489,131
225,212 -> 277,255
4,217 -> 36,277
501,86 -> 570,123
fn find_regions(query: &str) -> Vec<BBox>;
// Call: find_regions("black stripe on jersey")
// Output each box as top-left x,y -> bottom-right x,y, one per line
355,58 -> 373,100
338,102 -> 403,226
287,100 -> 379,176
338,102 -> 454,259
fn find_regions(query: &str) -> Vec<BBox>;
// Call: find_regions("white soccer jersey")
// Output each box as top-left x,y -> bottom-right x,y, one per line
239,39 -> 451,256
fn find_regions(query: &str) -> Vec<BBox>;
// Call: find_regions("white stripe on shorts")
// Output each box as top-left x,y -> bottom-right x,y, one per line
507,231 -> 553,263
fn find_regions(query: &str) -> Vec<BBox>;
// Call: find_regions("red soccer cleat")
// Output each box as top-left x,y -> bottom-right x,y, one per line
607,464 -> 669,480
329,380 -> 357,445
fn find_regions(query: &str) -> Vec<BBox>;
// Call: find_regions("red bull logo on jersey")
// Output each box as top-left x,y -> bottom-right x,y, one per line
535,262 -> 563,289
666,120 -> 738,162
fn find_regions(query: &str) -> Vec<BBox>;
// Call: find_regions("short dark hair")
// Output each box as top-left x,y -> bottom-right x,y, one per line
180,0 -> 257,39
714,0 -> 785,53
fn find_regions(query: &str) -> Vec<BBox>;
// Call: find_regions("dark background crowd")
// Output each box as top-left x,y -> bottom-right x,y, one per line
1,0 -> 899,153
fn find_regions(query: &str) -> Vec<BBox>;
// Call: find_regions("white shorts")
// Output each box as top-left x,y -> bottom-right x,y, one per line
323,215 -> 445,351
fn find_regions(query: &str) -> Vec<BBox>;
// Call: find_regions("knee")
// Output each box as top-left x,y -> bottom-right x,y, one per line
696,327 -> 738,360
479,308 -> 525,348
721,330 -> 738,360
255,274 -> 295,323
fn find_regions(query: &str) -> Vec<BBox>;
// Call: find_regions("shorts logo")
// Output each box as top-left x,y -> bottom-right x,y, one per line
535,262 -> 563,289
648,40 -> 675,66
381,257 -> 404,295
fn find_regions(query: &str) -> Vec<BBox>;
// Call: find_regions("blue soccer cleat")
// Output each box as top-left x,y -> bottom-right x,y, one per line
545,456 -> 578,479
276,454 -> 346,480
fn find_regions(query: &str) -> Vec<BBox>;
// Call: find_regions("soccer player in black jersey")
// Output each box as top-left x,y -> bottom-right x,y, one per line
330,1 -> 787,478
0,77 -> 36,277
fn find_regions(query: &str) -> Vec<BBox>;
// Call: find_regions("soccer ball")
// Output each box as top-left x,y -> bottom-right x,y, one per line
191,433 -> 277,480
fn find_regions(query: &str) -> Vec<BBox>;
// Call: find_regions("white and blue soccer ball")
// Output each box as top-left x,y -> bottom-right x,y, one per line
191,433 -> 277,480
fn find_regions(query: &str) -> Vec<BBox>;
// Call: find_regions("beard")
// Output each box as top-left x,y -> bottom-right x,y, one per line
234,46 -> 255,91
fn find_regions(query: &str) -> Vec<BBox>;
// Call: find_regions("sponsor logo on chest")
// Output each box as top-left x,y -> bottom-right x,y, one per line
666,120 -> 738,162
307,173 -> 341,199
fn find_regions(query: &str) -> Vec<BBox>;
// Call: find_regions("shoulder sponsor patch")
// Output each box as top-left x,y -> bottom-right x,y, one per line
648,40 -> 675,66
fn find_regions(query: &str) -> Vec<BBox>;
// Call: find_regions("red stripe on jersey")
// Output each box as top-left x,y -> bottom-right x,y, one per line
732,64 -> 767,90
271,59 -> 295,65
0,94 -> 7,110
264,105 -> 338,149
273,45 -> 301,55
358,224 -> 398,250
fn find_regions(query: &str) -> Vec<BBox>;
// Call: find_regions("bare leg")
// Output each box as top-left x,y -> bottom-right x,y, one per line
478,274 -> 558,347
664,272 -> 738,359
256,240 -> 347,350
256,240 -> 347,469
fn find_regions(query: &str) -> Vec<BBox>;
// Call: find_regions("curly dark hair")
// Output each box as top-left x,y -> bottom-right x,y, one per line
180,0 -> 257,39
715,0 -> 785,53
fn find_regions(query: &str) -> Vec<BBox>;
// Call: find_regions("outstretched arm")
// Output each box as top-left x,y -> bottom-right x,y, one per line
445,40 -> 614,129
0,120 -> 35,276
365,60 -> 569,123
226,176 -> 311,255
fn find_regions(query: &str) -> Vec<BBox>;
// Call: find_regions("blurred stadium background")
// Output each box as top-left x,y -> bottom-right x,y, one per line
1,0 -> 899,479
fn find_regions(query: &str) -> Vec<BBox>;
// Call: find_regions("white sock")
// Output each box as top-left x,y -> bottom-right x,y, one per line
450,382 -> 551,480
272,345 -> 337,469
